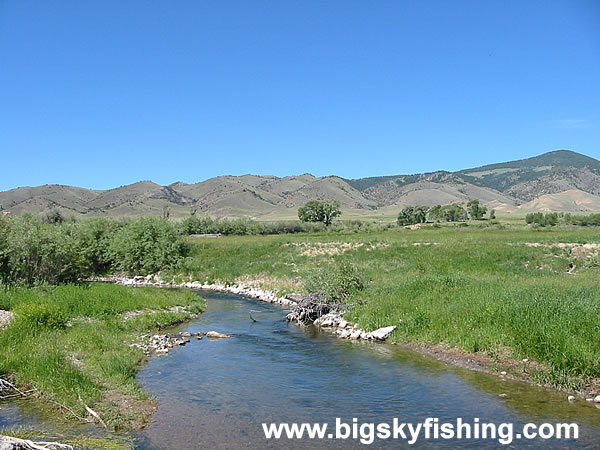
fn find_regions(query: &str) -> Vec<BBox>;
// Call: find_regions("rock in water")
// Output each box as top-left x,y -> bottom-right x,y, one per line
206,331 -> 232,339
369,325 -> 397,341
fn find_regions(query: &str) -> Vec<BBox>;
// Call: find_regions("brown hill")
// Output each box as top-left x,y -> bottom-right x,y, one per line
1,150 -> 599,219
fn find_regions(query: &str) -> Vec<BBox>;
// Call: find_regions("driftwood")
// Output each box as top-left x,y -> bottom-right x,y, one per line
78,394 -> 107,428
0,378 -> 28,398
0,436 -> 73,450
0,378 -> 36,401
84,405 -> 107,428
285,293 -> 342,325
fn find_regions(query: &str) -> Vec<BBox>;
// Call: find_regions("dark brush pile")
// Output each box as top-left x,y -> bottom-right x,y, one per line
285,293 -> 342,325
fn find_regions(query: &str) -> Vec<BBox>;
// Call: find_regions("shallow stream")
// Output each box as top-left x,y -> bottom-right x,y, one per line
2,290 -> 600,448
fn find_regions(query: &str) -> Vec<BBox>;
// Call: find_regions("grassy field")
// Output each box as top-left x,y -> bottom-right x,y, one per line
174,222 -> 600,392
0,283 -> 204,431
1,219 -> 599,434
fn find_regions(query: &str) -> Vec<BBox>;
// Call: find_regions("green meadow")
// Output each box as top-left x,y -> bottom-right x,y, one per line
174,223 -> 600,391
1,215 -> 600,430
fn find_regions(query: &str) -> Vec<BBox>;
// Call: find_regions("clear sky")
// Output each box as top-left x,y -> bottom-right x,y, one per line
1,0 -> 599,191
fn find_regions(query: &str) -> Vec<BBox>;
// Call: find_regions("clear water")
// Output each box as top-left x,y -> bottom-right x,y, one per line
133,291 -> 600,449
2,290 -> 599,448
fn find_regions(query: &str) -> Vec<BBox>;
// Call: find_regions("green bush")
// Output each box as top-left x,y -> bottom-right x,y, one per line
180,215 -> 327,236
305,262 -> 366,303
108,217 -> 188,275
1,216 -> 83,285
14,302 -> 68,330
72,217 -> 124,275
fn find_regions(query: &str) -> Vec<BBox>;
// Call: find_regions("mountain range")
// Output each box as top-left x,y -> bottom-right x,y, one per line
3,150 -> 600,220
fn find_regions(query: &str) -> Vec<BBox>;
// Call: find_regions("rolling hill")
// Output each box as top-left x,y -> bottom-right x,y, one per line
1,149 -> 599,219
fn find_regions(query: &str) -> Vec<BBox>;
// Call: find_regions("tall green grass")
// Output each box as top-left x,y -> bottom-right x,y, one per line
0,283 -> 204,430
176,226 -> 600,390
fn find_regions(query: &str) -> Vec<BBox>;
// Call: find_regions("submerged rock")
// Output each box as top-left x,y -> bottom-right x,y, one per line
206,331 -> 232,339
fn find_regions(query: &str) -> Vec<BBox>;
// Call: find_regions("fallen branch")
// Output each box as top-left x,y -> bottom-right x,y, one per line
0,435 -> 73,449
0,378 -> 27,398
0,389 -> 35,400
48,400 -> 91,424
285,293 -> 343,325
77,393 -> 107,428
84,405 -> 107,428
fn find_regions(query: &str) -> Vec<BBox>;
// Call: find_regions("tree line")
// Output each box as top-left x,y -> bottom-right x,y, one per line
397,200 -> 495,226
525,212 -> 600,227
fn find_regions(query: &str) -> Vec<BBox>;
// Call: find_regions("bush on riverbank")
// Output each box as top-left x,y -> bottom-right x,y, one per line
0,215 -> 83,285
304,262 -> 366,303
0,216 -> 189,285
108,217 -> 189,275
180,215 -> 327,235
179,214 -> 396,236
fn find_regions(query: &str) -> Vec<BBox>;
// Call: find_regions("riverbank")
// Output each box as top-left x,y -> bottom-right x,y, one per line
0,283 -> 205,431
101,271 -> 600,401
165,227 -> 600,397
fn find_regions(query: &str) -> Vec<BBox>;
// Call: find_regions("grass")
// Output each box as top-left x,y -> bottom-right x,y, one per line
172,223 -> 600,392
0,283 -> 204,430
0,426 -> 136,449
2,219 -> 599,434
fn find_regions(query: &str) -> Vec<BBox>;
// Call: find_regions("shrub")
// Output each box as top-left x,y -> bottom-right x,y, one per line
1,216 -> 83,285
72,217 -> 124,275
108,217 -> 188,275
43,209 -> 65,225
569,213 -> 600,226
180,215 -> 327,236
304,262 -> 366,303
526,212 -> 559,227
14,302 -> 68,330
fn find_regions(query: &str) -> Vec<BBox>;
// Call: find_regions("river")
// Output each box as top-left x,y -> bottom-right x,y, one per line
134,291 -> 600,448
2,290 -> 600,448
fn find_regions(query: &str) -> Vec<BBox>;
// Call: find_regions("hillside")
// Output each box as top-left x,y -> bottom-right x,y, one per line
1,150 -> 599,219
346,149 -> 600,205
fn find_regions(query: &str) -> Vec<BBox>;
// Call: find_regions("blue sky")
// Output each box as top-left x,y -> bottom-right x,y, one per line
1,0 -> 599,190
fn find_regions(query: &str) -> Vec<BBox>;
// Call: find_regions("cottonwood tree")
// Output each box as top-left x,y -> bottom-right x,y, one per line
397,206 -> 429,225
298,200 -> 341,226
467,200 -> 487,220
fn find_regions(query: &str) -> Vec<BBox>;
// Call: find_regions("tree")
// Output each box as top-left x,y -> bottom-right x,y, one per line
467,200 -> 487,220
489,209 -> 496,220
427,205 -> 443,222
441,204 -> 467,222
298,200 -> 341,226
397,206 -> 429,226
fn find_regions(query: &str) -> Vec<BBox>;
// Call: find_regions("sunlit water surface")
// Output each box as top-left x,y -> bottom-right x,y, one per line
2,290 -> 599,449
134,291 -> 600,449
